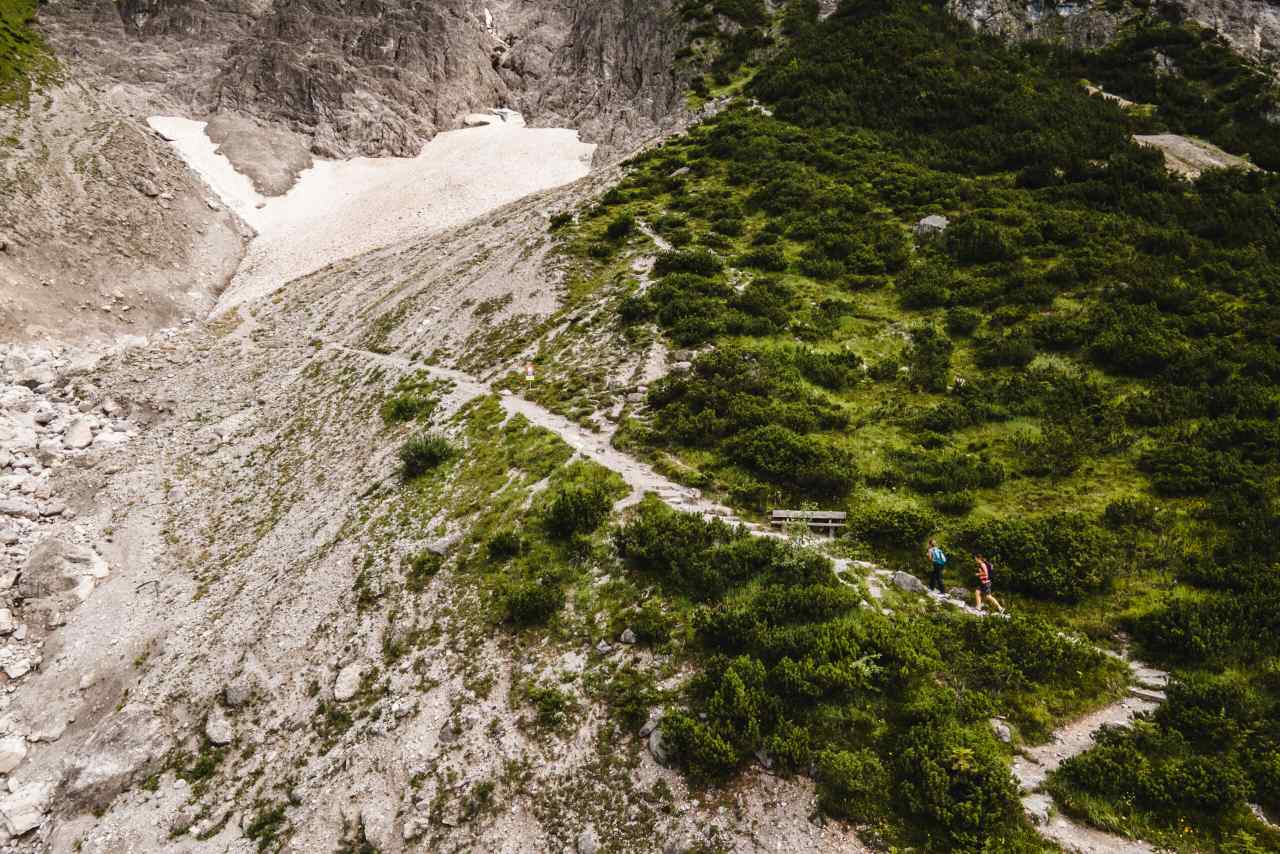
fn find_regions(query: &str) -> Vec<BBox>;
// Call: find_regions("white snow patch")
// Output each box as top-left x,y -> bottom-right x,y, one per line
148,113 -> 595,309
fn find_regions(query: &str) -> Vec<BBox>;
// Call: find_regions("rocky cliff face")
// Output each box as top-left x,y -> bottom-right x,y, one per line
949,0 -> 1280,65
38,0 -> 691,165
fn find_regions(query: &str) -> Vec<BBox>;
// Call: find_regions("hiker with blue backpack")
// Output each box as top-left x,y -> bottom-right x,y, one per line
926,538 -> 947,593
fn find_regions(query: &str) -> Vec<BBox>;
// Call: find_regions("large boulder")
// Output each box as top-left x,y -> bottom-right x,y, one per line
890,570 -> 928,594
63,417 -> 94,450
334,663 -> 363,702
19,538 -> 109,603
0,782 -> 52,836
0,735 -> 28,773
62,709 -> 172,812
204,708 -> 233,746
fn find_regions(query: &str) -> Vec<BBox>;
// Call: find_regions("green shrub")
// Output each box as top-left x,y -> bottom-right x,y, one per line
945,306 -> 982,337
399,433 -> 456,479
816,748 -> 890,822
932,490 -> 975,516
505,578 -> 564,625
661,712 -> 742,779
549,211 -> 573,230
654,248 -> 725,277
947,219 -> 1017,263
846,505 -> 937,550
906,325 -> 954,392
406,551 -> 442,592
545,480 -> 615,539
723,424 -> 856,497
380,394 -> 436,424
606,212 -> 636,240
957,514 -> 1116,601
487,531 -> 525,561
895,723 -> 1021,846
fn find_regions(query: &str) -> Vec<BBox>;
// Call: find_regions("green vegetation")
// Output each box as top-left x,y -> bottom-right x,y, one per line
0,0 -> 55,109
619,499 -> 1123,848
398,433 -> 456,480
1055,11 -> 1280,169
546,0 -> 1280,846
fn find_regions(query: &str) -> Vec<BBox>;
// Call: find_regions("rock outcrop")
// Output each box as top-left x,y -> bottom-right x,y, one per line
949,0 -> 1280,66
39,0 -> 692,165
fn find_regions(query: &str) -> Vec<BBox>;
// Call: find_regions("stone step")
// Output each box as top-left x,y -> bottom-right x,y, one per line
1128,686 -> 1166,703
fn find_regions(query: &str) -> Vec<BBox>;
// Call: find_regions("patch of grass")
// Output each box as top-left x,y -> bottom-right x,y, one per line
0,0 -> 56,109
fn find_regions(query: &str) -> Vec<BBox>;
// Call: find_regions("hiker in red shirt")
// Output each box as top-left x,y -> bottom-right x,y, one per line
972,554 -> 1006,614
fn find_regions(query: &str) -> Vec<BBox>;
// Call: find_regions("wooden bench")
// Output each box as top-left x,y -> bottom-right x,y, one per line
770,509 -> 847,536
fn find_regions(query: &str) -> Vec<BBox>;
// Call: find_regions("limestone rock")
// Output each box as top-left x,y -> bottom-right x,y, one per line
0,782 -> 52,836
63,709 -> 172,811
63,418 -> 94,450
0,609 -> 13,636
0,735 -> 28,774
577,827 -> 600,854
619,627 -> 637,644
913,214 -> 950,239
0,498 -> 38,521
205,708 -> 233,746
990,718 -> 1012,743
334,664 -> 363,702
648,724 -> 668,765
890,570 -> 928,594
19,538 -> 109,602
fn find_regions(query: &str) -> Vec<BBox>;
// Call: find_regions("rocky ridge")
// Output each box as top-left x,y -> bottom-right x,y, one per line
949,0 -> 1280,65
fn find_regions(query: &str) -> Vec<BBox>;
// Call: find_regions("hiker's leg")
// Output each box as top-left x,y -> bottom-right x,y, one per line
989,594 -> 1004,612
974,590 -> 982,609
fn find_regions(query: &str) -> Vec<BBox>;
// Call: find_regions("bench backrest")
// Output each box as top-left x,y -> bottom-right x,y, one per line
770,509 -> 847,521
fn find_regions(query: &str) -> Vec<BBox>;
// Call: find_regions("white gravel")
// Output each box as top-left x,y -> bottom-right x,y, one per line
148,114 -> 595,309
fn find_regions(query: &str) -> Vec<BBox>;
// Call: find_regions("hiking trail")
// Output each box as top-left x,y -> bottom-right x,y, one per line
273,320 -> 1171,853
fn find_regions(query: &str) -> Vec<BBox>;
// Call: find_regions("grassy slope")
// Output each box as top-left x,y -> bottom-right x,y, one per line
531,0 -> 1280,849
0,0 -> 54,109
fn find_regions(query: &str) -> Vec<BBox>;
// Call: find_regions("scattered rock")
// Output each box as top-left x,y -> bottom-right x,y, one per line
639,710 -> 661,738
133,177 -> 161,197
0,735 -> 28,774
913,214 -> 950,239
63,418 -> 94,450
0,609 -> 13,636
3,659 -> 32,680
63,709 -> 172,811
224,675 -> 257,708
0,782 -> 52,836
204,708 -> 233,746
577,827 -> 600,854
0,523 -> 17,546
648,724 -> 668,765
19,538 -> 109,603
890,570 -> 928,594
1022,792 -> 1052,826
426,531 -> 462,556
990,718 -> 1012,744
595,639 -> 612,654
333,664 -> 363,702
0,498 -> 38,521
619,627 -> 637,645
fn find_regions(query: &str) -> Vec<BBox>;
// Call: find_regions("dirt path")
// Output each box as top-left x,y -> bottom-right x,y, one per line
323,336 -> 1169,853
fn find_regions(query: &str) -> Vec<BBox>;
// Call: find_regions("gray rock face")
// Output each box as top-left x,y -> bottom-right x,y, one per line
991,718 -> 1013,743
949,0 -> 1280,66
577,827 -> 600,854
43,0 -> 692,164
